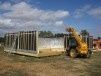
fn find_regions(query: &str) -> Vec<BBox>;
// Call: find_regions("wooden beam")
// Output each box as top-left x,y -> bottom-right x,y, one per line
33,32 -> 35,51
5,35 -> 8,47
22,32 -> 24,50
17,32 -> 20,50
36,31 -> 39,54
30,31 -> 32,50
28,31 -> 29,50
23,33 -> 26,50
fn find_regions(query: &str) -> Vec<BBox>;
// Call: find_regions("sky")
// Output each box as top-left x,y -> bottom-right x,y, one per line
0,0 -> 101,37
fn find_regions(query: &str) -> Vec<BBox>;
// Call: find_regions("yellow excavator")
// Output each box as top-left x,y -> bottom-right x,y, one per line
66,27 -> 92,58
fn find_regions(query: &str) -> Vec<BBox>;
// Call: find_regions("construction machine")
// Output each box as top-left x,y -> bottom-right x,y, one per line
66,27 -> 92,58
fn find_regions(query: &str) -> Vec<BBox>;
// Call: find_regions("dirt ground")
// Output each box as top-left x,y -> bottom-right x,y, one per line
0,47 -> 101,76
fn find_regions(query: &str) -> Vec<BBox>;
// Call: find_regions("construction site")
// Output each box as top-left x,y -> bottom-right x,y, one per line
4,27 -> 93,58
0,23 -> 101,76
0,27 -> 100,76
0,0 -> 101,76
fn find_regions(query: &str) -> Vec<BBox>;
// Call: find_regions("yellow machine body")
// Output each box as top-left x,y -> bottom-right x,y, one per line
66,27 -> 88,56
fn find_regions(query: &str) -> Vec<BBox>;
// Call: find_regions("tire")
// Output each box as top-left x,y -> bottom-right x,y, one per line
69,49 -> 77,58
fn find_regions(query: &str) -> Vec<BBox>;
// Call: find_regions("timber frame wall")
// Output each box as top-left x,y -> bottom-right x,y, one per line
4,31 -> 39,55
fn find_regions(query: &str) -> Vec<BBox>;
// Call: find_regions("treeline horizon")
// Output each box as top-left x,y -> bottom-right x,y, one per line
0,30 -> 100,43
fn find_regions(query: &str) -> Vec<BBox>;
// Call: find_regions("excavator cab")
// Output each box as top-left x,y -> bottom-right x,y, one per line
68,36 -> 78,48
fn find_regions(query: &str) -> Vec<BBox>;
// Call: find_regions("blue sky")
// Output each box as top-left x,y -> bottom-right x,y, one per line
0,0 -> 101,37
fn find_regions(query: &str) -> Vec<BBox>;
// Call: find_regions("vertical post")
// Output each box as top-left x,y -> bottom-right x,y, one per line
28,31 -> 29,51
8,34 -> 9,48
12,34 -> 14,49
7,34 -> 9,48
36,31 -> 39,54
30,31 -> 32,50
20,32 -> 22,50
25,32 -> 27,50
33,32 -> 35,51
23,32 -> 25,50
26,31 -> 27,50
9,34 -> 10,48
26,31 -> 28,50
11,35 -> 12,46
5,34 -> 7,47
22,32 -> 24,49
17,32 -> 20,51
10,34 -> 12,48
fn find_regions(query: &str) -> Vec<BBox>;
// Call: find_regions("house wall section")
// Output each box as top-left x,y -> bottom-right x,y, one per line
4,33 -> 17,50
38,38 -> 65,52
4,31 -> 65,57
4,31 -> 37,53
18,31 -> 37,51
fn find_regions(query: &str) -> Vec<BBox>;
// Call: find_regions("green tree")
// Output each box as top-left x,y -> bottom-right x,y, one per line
39,31 -> 54,37
80,30 -> 89,36
55,33 -> 64,37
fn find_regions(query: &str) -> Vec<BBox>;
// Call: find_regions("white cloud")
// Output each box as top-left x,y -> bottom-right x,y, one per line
0,19 -> 11,25
3,2 -> 69,21
0,2 -> 69,33
87,7 -> 101,19
0,2 -> 12,10
73,5 -> 91,18
73,5 -> 101,19
55,21 -> 64,26
0,18 -> 15,29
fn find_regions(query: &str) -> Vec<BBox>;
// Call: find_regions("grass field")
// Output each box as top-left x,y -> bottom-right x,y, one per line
0,46 -> 101,76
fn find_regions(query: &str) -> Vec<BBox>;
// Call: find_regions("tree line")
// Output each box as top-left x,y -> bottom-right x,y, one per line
0,30 -> 100,43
